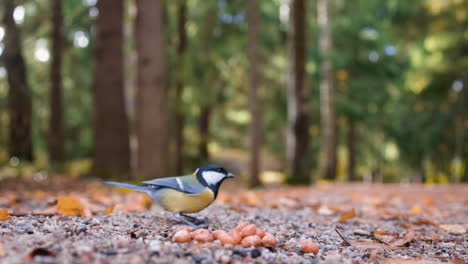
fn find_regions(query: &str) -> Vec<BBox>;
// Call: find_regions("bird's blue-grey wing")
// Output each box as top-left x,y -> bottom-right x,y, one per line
142,175 -> 205,194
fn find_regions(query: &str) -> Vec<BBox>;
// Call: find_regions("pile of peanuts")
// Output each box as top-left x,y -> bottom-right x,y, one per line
173,222 -> 277,248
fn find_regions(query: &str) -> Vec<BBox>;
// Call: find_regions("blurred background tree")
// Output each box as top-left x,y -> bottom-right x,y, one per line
0,0 -> 466,184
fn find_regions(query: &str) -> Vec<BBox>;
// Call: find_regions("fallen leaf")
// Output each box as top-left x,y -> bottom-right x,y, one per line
390,231 -> 415,247
350,239 -> 391,250
408,204 -> 421,215
439,224 -> 466,234
338,208 -> 356,222
27,248 -> 56,260
0,208 -> 12,221
411,219 -> 438,226
374,230 -> 389,235
103,205 -> 115,215
317,205 -> 335,216
374,230 -> 415,247
57,196 -> 84,216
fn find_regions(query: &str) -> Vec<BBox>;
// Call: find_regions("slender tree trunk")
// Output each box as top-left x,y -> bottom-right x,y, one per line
135,0 -> 168,178
247,0 -> 262,187
198,106 -> 212,162
93,0 -> 131,178
174,0 -> 187,175
286,0 -> 310,183
124,0 -> 138,173
49,0 -> 65,164
3,0 -> 33,162
347,119 -> 357,181
197,4 -> 217,163
318,0 -> 337,180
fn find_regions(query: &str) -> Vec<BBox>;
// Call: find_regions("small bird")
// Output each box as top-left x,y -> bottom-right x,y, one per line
104,164 -> 235,226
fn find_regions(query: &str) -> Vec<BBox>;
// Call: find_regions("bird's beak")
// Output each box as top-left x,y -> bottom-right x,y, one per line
227,173 -> 235,178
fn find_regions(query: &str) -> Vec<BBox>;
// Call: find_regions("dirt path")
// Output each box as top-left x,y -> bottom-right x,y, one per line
0,183 -> 467,263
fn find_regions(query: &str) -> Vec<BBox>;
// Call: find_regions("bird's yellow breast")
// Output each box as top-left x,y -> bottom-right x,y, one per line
159,187 -> 215,213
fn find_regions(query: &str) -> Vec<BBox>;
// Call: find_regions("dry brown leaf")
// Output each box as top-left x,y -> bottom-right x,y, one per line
439,224 -> 466,234
338,208 -> 356,222
411,219 -> 438,226
0,208 -> 12,221
390,231 -> 415,247
350,239 -> 391,250
374,230 -> 415,247
317,205 -> 335,216
103,205 -> 115,215
57,196 -> 84,216
27,248 -> 56,260
408,204 -> 422,215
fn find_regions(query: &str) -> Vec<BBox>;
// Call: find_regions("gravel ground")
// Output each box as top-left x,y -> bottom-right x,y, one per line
0,184 -> 467,263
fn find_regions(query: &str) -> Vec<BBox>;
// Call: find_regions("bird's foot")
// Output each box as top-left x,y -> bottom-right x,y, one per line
175,213 -> 209,227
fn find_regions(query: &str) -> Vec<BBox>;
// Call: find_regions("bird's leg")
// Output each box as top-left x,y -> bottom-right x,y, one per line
175,213 -> 208,227
180,213 -> 209,224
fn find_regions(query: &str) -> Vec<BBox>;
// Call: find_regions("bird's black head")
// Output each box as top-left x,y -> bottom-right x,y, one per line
195,164 -> 235,196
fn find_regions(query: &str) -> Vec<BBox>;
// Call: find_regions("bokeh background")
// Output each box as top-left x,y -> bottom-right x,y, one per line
0,0 -> 466,185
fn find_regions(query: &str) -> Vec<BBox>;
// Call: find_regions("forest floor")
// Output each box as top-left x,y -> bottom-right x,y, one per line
0,178 -> 467,264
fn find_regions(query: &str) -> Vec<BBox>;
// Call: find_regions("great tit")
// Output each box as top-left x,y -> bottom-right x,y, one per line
104,164 -> 235,226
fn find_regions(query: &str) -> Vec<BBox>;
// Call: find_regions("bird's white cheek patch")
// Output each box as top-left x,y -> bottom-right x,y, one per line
202,171 -> 225,186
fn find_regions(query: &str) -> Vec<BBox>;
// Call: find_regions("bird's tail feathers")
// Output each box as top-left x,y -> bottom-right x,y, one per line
103,181 -> 151,193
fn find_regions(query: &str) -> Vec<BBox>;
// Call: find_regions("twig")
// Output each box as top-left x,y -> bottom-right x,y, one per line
10,213 -> 56,217
335,228 -> 352,246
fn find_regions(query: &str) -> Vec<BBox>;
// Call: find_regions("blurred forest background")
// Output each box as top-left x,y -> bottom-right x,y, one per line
0,0 -> 466,186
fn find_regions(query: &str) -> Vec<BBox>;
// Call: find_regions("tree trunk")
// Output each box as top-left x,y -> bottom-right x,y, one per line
197,4 -> 218,164
3,0 -> 33,162
318,0 -> 337,180
198,106 -> 212,162
347,119 -> 357,181
124,0 -> 138,173
247,0 -> 262,187
174,0 -> 187,175
49,0 -> 65,164
135,0 -> 168,179
286,0 -> 310,183
93,0 -> 131,178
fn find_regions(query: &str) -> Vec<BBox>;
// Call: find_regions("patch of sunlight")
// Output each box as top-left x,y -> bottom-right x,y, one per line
306,61 -> 317,74
450,157 -> 465,181
66,159 -> 92,178
187,22 -> 198,38
384,142 -> 399,161
425,0 -> 452,14
409,48 -> 424,67
426,52 -> 444,70
34,39 -> 50,62
13,5 -> 25,25
208,142 -> 221,153
424,34 -> 453,52
226,109 -> 251,125
279,2 -> 289,23
261,171 -> 284,184
406,72 -> 430,94
73,31 -> 89,48
0,27 -> 4,41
